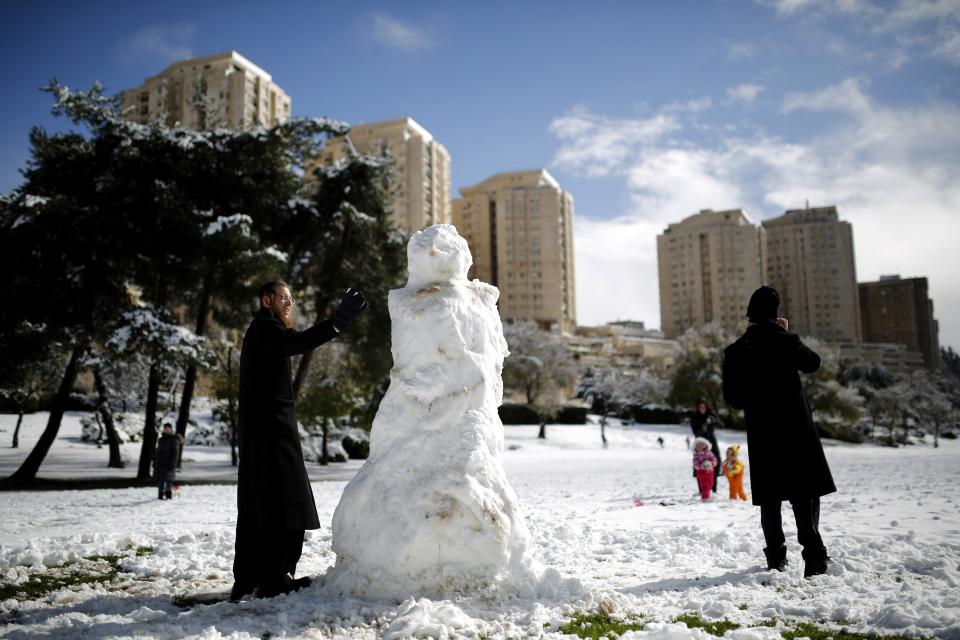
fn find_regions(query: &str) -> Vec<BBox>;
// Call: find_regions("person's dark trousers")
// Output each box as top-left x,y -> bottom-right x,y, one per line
233,521 -> 306,593
760,498 -> 827,568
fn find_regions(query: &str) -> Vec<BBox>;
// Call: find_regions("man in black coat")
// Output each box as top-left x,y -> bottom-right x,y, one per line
230,281 -> 368,601
722,286 -> 835,577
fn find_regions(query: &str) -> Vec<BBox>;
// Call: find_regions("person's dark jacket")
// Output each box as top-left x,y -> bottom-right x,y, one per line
237,309 -> 339,531
722,320 -> 836,505
154,433 -> 177,482
689,409 -> 722,478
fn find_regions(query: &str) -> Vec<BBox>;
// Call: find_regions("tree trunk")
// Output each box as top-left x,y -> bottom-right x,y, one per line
320,418 -> 330,466
12,411 -> 24,448
227,346 -> 238,467
7,344 -> 84,482
176,287 -> 212,467
137,363 -> 161,479
94,368 -> 125,468
292,350 -> 314,399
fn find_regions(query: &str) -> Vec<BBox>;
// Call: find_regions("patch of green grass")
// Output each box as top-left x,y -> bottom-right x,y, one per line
782,623 -> 921,640
0,546 -> 154,602
672,612 -> 740,635
758,618 -> 779,627
894,575 -> 904,583
737,602 -> 749,610
0,565 -> 119,600
558,610 -> 647,639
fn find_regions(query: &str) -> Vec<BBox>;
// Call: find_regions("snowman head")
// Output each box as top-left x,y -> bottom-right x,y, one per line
406,224 -> 473,287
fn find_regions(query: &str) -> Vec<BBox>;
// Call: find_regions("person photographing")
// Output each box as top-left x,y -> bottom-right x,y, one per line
722,285 -> 835,578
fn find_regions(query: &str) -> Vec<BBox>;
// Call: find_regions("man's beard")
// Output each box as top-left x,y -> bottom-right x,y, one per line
273,309 -> 294,328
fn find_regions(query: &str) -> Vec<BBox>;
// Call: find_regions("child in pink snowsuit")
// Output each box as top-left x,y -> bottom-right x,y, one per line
693,436 -> 718,500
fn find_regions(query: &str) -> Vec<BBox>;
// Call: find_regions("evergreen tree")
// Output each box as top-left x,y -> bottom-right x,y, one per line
284,152 -> 407,410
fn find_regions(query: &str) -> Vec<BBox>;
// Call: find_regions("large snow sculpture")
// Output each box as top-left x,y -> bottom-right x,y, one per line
327,224 -> 536,599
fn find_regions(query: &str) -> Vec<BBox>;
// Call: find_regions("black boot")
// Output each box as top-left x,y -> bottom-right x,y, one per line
165,489 -> 173,500
764,545 -> 788,571
158,490 -> 165,500
802,547 -> 831,577
229,581 -> 256,602
256,574 -> 311,599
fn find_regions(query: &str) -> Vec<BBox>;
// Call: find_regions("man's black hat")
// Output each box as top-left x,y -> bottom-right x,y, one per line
747,286 -> 781,322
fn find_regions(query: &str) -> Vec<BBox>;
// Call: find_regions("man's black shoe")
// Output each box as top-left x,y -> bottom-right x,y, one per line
229,582 -> 256,602
804,557 -> 831,578
767,557 -> 788,571
256,574 -> 311,599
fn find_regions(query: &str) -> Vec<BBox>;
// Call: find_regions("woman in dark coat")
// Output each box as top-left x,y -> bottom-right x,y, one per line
231,282 -> 367,601
154,422 -> 177,500
689,398 -> 722,492
722,286 -> 835,577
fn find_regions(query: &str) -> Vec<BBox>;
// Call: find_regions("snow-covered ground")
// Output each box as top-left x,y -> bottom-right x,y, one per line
1,412 -> 959,639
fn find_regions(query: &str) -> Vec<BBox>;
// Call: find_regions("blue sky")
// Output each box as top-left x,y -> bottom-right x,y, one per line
2,0 -> 959,348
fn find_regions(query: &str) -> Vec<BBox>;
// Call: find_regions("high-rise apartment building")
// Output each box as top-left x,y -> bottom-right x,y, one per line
452,169 -> 576,333
762,206 -> 861,342
859,275 -> 940,368
657,209 -> 766,339
317,117 -> 451,234
120,51 -> 291,130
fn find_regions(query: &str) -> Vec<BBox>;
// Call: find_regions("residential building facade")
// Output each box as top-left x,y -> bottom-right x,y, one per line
452,169 -> 576,333
762,206 -> 861,342
317,117 -> 452,234
120,51 -> 291,130
859,275 -> 941,368
657,209 -> 766,339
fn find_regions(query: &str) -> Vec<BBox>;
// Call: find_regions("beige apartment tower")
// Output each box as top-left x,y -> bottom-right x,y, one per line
120,51 -> 292,130
657,209 -> 766,339
453,170 -> 576,333
318,117 -> 452,234
762,206 -> 861,342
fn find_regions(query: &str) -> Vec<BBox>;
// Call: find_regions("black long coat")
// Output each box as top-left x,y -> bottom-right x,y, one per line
237,309 -> 339,531
154,433 -> 177,482
722,321 -> 836,506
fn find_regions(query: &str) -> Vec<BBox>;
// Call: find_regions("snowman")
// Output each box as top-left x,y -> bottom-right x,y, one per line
326,224 -> 536,599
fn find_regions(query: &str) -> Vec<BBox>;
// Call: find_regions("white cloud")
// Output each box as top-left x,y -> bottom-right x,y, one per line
782,77 -> 872,114
726,83 -> 765,103
122,24 -> 195,64
727,42 -> 758,59
758,0 -> 960,66
550,81 -> 960,347
368,13 -> 433,52
549,107 -> 679,177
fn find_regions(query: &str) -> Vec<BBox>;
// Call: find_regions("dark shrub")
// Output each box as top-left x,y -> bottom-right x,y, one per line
498,403 -> 540,425
341,430 -> 370,459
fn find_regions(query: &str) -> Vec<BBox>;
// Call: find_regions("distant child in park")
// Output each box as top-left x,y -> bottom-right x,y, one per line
154,423 -> 178,500
692,436 -> 718,500
722,445 -> 748,501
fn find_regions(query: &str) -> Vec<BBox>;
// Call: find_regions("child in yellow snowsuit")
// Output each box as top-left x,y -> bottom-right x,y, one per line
722,445 -> 748,501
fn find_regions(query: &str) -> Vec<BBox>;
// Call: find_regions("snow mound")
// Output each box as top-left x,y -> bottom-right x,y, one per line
326,224 -> 543,600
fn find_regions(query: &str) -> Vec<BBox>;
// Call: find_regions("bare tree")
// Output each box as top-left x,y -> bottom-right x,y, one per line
502,321 -> 578,439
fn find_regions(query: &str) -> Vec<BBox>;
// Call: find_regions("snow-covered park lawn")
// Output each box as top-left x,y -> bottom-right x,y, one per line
1,411 -> 958,639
